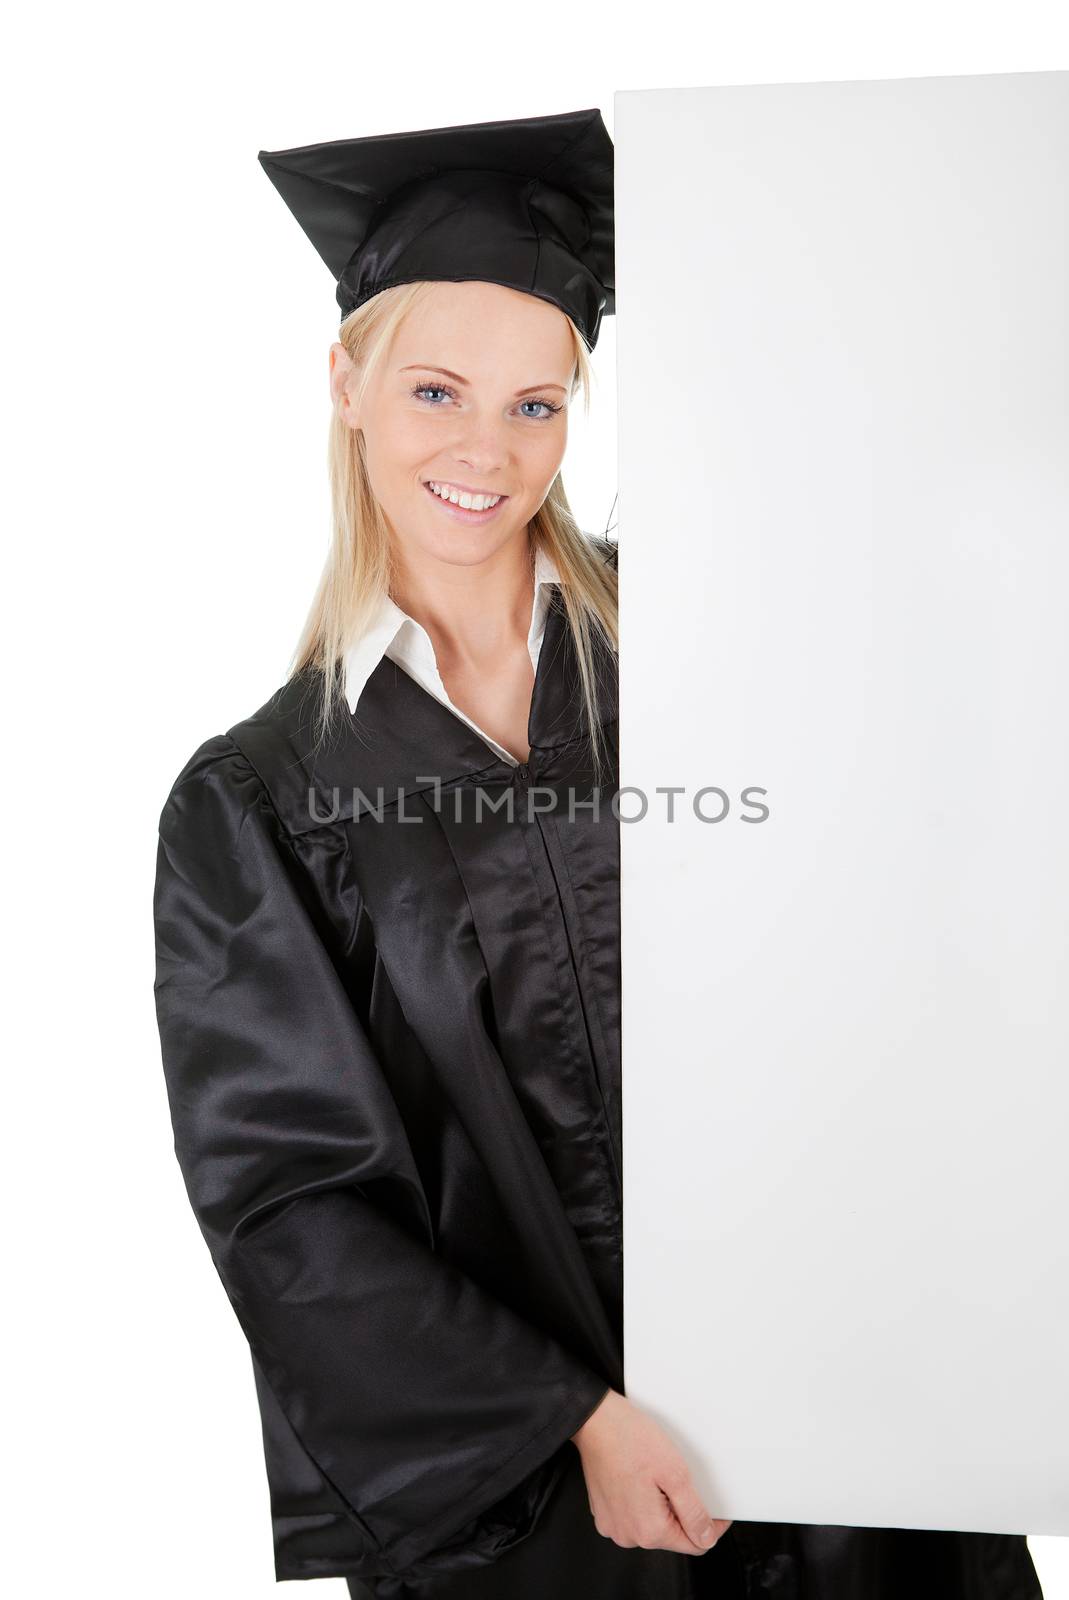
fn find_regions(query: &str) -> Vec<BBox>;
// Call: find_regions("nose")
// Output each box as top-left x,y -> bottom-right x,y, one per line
451,412 -> 511,480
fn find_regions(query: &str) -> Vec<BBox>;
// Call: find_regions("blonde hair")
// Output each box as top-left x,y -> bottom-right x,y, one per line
287,281 -> 618,784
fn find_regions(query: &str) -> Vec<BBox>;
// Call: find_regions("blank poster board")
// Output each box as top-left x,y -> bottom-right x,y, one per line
615,71 -> 1069,1537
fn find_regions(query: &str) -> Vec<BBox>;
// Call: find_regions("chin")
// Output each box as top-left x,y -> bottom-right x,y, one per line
422,522 -> 527,566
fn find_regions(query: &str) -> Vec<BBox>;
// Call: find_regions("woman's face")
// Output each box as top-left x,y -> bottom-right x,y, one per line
331,280 -> 575,566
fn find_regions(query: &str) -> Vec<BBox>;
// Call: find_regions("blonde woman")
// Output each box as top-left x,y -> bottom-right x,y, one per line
152,110 -> 1043,1600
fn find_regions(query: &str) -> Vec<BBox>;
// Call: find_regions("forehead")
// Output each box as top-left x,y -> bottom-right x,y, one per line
388,281 -> 574,377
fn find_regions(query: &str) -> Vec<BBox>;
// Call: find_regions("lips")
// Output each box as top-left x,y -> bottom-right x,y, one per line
424,478 -> 508,505
422,480 -> 510,523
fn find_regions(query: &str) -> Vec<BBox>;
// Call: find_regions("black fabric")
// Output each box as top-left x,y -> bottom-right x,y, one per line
344,1446 -> 749,1599
152,535 -> 1043,1596
344,1487 -> 1044,1600
729,1521 -> 1042,1600
153,540 -> 621,1587
257,107 -> 614,349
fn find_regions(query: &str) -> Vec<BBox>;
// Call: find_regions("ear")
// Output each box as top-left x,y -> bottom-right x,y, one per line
329,342 -> 362,430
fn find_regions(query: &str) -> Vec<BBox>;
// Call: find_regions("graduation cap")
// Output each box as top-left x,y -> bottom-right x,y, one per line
257,107 -> 614,351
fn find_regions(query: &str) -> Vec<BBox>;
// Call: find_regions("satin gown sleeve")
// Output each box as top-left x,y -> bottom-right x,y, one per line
152,735 -> 610,1583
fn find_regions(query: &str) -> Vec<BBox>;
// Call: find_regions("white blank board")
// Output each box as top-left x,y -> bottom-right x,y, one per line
616,70 -> 1069,1537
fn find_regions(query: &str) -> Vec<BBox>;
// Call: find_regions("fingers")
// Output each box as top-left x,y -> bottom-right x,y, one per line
575,1394 -> 733,1558
657,1465 -> 727,1553
591,1496 -> 698,1556
592,1477 -> 728,1556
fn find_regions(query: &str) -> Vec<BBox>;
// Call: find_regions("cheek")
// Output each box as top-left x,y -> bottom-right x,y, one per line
522,429 -> 567,488
366,406 -> 433,466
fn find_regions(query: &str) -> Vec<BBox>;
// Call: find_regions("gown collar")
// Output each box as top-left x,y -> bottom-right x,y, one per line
341,539 -> 562,719
228,573 -> 618,838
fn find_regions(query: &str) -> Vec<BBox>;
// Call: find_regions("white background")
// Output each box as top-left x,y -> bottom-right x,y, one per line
3,3 -> 1065,1595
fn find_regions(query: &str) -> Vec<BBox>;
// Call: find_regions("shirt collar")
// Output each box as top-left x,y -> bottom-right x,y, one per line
342,541 -> 562,717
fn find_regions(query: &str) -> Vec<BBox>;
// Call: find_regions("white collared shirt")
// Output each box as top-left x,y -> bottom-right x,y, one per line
342,543 -> 562,768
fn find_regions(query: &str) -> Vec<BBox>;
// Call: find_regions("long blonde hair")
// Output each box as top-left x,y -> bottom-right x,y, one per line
287,281 -> 618,782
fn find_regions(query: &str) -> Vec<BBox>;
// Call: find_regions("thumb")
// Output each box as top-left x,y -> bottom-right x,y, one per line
662,1474 -> 723,1550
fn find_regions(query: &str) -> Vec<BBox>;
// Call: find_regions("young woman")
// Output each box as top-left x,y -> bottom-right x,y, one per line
152,110 -> 1044,1600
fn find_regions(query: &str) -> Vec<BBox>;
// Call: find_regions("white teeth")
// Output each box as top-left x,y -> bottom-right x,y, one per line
428,481 -> 502,511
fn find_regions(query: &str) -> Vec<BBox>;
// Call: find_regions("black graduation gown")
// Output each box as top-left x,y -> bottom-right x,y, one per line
152,547 -> 1043,1599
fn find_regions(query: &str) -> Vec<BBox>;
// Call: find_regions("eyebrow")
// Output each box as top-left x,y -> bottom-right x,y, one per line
400,364 -> 568,396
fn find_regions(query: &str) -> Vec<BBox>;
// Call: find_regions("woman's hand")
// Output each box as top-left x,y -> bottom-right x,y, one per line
570,1388 -> 732,1556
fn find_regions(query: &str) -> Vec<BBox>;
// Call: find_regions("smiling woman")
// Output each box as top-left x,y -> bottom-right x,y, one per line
151,106 -> 1043,1600
294,271 -> 618,776
312,277 -> 598,766
296,270 -> 617,774
336,282 -> 575,540
153,108 -> 743,1600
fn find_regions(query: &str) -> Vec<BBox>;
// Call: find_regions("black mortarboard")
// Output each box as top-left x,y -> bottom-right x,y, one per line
257,107 -> 614,351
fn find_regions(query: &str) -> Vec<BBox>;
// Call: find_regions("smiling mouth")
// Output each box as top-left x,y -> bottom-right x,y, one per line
423,478 -> 510,511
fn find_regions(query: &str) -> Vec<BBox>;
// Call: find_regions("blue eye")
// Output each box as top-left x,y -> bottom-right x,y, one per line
411,382 -> 454,405
518,398 -> 563,420
409,381 -> 563,419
